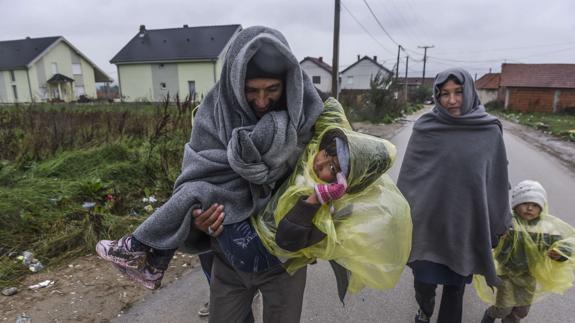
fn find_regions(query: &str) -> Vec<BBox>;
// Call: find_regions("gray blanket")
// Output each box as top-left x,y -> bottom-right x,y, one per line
133,26 -> 323,250
397,68 -> 511,286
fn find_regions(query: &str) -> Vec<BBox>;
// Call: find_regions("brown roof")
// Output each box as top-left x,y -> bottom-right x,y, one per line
475,73 -> 500,90
500,64 -> 575,89
300,56 -> 332,73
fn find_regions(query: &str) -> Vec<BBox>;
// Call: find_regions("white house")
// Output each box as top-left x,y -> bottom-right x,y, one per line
111,24 -> 241,102
299,56 -> 332,94
340,55 -> 393,90
0,36 -> 112,103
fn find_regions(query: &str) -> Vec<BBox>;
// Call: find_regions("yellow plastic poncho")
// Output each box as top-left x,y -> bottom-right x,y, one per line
474,205 -> 575,307
252,98 -> 412,293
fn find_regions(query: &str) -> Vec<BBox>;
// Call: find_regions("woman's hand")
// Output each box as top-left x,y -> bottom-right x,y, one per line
193,204 -> 225,237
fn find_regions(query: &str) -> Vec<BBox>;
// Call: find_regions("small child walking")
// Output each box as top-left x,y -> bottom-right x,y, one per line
478,180 -> 575,323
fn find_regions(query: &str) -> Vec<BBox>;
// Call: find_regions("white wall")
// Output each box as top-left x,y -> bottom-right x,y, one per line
300,61 -> 332,93
340,59 -> 391,90
478,89 -> 498,104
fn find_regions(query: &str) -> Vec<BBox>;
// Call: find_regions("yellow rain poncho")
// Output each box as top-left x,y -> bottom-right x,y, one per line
474,206 -> 575,307
252,97 -> 412,294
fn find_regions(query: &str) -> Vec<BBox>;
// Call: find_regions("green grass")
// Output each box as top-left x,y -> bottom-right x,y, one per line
486,102 -> 575,141
0,101 -> 193,288
0,142 -> 176,287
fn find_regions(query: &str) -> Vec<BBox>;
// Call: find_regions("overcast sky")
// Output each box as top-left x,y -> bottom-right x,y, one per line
2,0 -> 574,83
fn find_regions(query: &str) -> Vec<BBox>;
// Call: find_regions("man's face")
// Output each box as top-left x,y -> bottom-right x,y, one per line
245,78 -> 284,118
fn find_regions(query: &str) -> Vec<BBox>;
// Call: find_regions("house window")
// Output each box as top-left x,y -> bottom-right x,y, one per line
347,76 -> 354,84
72,63 -> 82,75
9,70 -> 15,82
160,82 -> 167,89
51,62 -> 58,75
312,76 -> 321,84
12,85 -> 18,100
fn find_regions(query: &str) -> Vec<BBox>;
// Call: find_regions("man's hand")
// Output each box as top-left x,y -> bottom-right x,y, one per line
193,204 -> 225,237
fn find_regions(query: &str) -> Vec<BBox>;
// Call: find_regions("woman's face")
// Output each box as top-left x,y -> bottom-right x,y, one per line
438,80 -> 463,116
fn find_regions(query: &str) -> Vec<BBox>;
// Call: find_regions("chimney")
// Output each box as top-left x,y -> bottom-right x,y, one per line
138,25 -> 147,38
373,55 -> 377,62
357,55 -> 360,61
183,24 -> 189,28
318,56 -> 323,62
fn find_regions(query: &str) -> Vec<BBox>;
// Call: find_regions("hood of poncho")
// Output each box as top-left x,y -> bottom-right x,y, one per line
397,68 -> 511,286
133,26 -> 323,250
317,127 -> 396,194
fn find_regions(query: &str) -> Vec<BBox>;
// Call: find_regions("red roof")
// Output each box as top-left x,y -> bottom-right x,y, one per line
475,73 -> 500,90
500,64 -> 575,89
300,56 -> 332,73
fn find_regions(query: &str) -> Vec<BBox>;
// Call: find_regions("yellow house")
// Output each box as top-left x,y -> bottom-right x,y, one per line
0,36 -> 112,103
111,24 -> 241,102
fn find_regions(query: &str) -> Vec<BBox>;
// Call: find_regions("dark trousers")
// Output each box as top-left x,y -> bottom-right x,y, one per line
199,251 -> 214,283
209,251 -> 307,323
414,280 -> 466,323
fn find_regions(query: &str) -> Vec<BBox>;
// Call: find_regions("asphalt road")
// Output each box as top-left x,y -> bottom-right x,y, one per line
114,111 -> 575,323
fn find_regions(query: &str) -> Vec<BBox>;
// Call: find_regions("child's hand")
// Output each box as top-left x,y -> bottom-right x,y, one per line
548,249 -> 563,261
314,172 -> 348,205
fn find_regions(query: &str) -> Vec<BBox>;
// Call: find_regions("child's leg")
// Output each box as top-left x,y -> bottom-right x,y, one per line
502,306 -> 530,323
483,277 -> 513,322
95,234 -> 148,269
115,247 -> 176,290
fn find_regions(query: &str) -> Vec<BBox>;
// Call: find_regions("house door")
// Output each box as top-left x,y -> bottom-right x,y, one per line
188,81 -> 196,101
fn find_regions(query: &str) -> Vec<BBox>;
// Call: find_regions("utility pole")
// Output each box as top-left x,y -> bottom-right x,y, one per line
331,0 -> 340,98
395,45 -> 403,80
418,45 -> 434,84
404,55 -> 409,103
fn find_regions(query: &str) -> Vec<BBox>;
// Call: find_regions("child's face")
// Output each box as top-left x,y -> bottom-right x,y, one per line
514,202 -> 542,221
313,149 -> 340,182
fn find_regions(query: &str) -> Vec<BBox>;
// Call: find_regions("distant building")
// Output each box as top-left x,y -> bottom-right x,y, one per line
475,73 -> 501,104
111,24 -> 241,102
500,63 -> 575,113
299,56 -> 332,94
340,55 -> 393,90
0,36 -> 112,103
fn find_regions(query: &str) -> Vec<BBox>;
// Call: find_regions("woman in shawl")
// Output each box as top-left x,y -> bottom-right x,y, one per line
397,68 -> 511,323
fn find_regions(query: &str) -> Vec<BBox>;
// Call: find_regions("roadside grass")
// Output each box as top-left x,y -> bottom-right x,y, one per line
0,99 -> 193,288
486,102 -> 575,141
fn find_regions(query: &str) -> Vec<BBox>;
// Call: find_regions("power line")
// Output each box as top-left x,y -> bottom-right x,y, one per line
362,0 -> 401,47
341,1 -> 395,56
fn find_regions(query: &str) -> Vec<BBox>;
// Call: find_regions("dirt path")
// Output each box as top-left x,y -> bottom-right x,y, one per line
1,252 -> 199,323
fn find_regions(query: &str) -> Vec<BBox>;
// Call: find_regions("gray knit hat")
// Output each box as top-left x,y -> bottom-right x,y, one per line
245,43 -> 289,80
511,180 -> 547,209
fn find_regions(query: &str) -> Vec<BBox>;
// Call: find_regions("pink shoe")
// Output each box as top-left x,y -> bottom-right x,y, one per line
114,263 -> 164,290
96,235 -> 146,270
